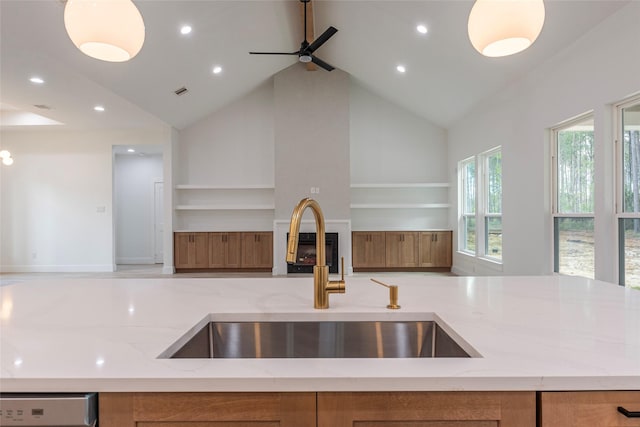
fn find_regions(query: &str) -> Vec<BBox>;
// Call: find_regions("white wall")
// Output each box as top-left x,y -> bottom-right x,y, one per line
274,65 -> 351,221
350,81 -> 449,230
448,2 -> 640,278
0,128 -> 168,272
114,153 -> 163,264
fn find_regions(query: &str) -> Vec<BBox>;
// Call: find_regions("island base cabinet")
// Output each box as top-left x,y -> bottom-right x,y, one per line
99,392 -> 316,427
317,391 -> 536,426
540,391 -> 640,426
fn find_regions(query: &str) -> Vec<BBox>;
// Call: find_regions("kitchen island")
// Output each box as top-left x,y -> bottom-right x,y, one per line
1,275 -> 639,425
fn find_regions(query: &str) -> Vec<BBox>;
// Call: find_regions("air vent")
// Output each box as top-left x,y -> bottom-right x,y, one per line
174,87 -> 188,96
33,104 -> 52,110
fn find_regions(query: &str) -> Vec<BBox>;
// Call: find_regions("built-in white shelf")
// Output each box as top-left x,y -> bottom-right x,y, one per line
350,181 -> 451,230
350,183 -> 450,189
175,185 -> 274,190
175,204 -> 275,211
350,203 -> 450,209
174,184 -> 276,230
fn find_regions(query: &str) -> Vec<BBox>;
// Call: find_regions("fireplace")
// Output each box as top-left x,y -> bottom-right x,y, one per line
287,232 -> 339,274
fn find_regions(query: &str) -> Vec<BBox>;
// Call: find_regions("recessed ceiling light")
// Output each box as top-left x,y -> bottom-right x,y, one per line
180,25 -> 192,35
94,105 -> 105,112
417,24 -> 428,35
212,66 -> 222,75
396,65 -> 406,73
127,148 -> 135,153
29,77 -> 45,84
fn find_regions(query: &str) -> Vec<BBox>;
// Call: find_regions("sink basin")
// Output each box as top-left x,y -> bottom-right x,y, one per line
160,314 -> 476,359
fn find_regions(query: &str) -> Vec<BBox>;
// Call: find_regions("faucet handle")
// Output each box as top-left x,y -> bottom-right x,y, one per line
370,278 -> 401,310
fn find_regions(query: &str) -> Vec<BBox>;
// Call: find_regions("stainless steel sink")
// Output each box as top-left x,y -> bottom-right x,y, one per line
160,316 -> 475,359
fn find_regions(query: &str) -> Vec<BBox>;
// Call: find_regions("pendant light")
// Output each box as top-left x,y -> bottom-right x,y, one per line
468,0 -> 545,57
64,0 -> 145,62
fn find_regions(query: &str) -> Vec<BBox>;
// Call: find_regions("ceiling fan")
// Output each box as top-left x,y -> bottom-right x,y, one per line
249,0 -> 338,71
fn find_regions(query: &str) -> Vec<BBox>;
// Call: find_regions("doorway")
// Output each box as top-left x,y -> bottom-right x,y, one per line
113,145 -> 163,267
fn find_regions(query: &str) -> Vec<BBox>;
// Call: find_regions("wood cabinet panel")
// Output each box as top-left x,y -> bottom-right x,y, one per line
352,232 -> 386,268
241,232 -> 273,269
420,231 -> 452,267
317,391 -> 535,427
540,391 -> 640,427
99,392 -> 316,427
209,232 -> 241,268
385,232 -> 419,267
174,232 -> 209,269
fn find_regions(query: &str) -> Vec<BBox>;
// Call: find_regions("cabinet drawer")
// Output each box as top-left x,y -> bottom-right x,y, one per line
540,391 -> 640,427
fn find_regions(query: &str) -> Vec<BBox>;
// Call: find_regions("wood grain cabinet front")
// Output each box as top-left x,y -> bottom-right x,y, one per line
385,232 -> 419,268
241,232 -> 273,269
208,232 -> 241,268
540,391 -> 640,427
174,232 -> 209,269
352,232 -> 386,268
317,391 -> 536,427
99,392 -> 316,427
420,231 -> 452,267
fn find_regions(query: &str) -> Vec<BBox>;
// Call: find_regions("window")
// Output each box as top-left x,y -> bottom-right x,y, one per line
460,157 -> 476,254
458,147 -> 502,262
552,114 -> 595,279
617,97 -> 640,287
484,149 -> 502,261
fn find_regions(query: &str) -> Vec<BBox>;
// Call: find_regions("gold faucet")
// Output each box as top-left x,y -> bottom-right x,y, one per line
286,198 -> 345,309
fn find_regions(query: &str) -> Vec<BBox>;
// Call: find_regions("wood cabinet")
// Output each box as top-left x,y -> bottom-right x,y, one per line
353,230 -> 452,271
175,231 -> 272,271
318,391 -> 536,427
385,232 -> 419,267
540,391 -> 640,426
420,231 -> 452,267
174,232 -> 209,269
100,391 -> 534,426
99,392 -> 316,427
242,232 -> 273,269
352,232 -> 386,268
209,232 -> 241,268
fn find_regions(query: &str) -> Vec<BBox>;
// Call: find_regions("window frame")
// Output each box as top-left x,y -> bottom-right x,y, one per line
458,147 -> 502,263
551,112 -> 595,279
615,94 -> 640,286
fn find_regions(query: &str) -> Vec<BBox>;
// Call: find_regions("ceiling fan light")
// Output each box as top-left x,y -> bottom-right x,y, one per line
64,0 -> 145,62
468,0 -> 545,57
299,54 -> 312,63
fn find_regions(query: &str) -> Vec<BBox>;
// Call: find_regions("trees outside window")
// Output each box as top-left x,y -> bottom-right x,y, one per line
458,147 -> 502,262
617,98 -> 640,287
552,115 -> 595,279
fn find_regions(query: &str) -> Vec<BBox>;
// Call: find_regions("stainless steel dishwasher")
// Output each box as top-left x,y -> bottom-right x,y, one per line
0,393 -> 97,426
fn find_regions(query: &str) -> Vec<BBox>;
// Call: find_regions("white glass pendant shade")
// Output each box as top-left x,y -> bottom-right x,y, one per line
64,0 -> 145,62
468,0 -> 545,57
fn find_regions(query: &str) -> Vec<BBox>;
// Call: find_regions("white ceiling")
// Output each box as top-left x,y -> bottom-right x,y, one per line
0,0 -> 631,132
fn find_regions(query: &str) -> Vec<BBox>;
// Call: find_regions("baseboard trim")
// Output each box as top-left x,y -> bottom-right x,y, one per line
0,264 -> 115,273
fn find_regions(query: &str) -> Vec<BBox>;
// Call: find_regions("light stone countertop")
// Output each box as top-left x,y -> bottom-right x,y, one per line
0,275 -> 639,392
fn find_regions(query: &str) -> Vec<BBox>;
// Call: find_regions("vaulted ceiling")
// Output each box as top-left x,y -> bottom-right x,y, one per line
0,0 -> 630,132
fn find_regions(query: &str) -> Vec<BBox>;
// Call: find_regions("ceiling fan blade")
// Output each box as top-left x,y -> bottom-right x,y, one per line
249,51 -> 299,55
311,55 -> 335,72
306,26 -> 338,54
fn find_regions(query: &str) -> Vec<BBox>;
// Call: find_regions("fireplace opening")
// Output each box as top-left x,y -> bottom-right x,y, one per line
287,232 -> 338,274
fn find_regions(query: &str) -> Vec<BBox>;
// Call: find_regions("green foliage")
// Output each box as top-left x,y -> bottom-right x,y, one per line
557,130 -> 594,213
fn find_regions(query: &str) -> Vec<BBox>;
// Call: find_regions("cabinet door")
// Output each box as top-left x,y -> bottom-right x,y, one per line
174,233 -> 191,269
242,232 -> 273,269
420,231 -> 452,267
209,233 -> 242,268
175,232 -> 208,269
99,392 -> 316,427
352,232 -> 386,268
318,391 -> 535,427
385,232 -> 418,267
540,391 -> 640,427
191,233 -> 209,268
